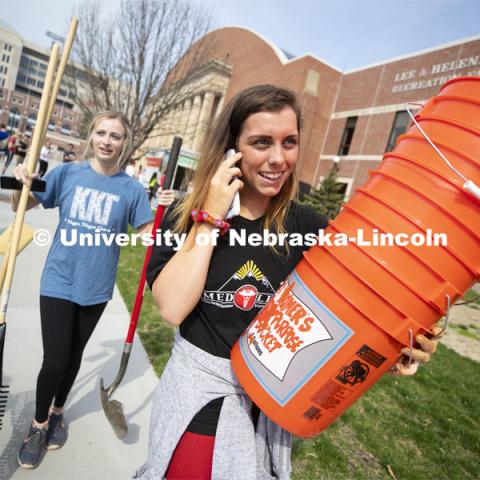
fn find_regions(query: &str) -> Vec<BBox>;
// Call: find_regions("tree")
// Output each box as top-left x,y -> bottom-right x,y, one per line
303,163 -> 345,220
67,0 -> 213,165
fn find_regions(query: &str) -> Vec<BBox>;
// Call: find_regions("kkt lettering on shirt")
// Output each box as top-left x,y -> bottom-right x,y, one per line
69,186 -> 120,225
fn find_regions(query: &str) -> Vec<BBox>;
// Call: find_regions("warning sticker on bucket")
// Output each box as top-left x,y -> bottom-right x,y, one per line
239,269 -> 354,406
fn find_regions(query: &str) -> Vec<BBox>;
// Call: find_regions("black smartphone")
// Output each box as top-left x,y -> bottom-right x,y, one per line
0,176 -> 46,192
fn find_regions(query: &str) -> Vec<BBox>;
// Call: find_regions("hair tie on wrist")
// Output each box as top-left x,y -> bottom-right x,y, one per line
191,210 -> 230,235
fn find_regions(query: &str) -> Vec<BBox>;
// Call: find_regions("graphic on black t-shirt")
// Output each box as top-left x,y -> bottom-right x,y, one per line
202,260 -> 275,311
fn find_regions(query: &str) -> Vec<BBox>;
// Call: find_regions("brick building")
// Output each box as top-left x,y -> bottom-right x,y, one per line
0,21 -> 85,156
149,27 -> 480,196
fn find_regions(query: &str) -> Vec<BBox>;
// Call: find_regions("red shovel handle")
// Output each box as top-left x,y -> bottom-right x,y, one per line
125,136 -> 182,344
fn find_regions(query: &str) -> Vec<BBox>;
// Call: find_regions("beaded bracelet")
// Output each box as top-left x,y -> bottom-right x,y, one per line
191,209 -> 230,236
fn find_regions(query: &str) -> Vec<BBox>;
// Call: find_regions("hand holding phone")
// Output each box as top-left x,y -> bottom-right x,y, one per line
225,148 -> 241,219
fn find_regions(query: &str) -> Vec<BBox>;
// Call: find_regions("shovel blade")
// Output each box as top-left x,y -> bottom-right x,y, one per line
0,223 -> 35,256
100,378 -> 128,439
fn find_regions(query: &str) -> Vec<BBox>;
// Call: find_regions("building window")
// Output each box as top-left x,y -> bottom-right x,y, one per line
3,67 -> 7,75
1,78 -> 4,87
338,116 -> 357,156
386,111 -> 410,152
37,80 -> 44,88
8,106 -> 20,129
61,123 -> 71,134
18,74 -> 26,83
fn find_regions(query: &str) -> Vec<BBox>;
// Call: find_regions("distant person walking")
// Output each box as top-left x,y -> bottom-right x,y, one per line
14,134 -> 29,166
63,143 -> 76,163
148,171 -> 159,202
2,132 -> 17,175
38,140 -> 52,177
125,160 -> 135,177
0,123 -> 9,163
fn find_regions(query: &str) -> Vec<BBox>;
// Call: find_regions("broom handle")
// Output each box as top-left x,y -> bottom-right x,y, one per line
125,136 -> 182,344
0,241 -> 12,293
41,18 -> 78,146
0,45 -> 60,324
0,18 -> 78,286
0,18 -> 78,322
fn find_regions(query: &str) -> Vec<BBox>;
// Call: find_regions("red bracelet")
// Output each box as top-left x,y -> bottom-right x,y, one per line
191,209 -> 230,235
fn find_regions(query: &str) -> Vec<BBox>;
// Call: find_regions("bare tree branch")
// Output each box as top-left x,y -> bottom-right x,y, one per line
66,0 -> 214,165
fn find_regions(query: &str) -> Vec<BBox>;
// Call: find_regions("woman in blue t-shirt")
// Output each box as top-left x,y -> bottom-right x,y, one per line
11,111 -> 153,470
135,86 -> 442,480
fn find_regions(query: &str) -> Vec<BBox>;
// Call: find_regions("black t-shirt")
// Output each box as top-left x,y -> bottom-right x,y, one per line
147,200 -> 328,434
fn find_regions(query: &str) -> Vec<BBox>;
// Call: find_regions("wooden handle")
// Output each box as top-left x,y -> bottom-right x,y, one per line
0,18 -> 79,323
42,18 -> 79,145
0,45 -> 60,324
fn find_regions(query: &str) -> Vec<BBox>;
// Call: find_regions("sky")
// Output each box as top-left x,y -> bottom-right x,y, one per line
1,0 -> 479,71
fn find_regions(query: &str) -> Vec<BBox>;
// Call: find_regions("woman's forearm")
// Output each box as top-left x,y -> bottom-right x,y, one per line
11,190 -> 39,212
152,223 -> 217,326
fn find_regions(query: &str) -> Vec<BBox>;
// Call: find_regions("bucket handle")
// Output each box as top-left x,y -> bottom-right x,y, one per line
434,294 -> 451,340
406,103 -> 480,201
406,294 -> 450,368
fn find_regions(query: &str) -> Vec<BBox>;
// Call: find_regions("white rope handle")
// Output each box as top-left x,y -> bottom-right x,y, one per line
406,102 -> 480,201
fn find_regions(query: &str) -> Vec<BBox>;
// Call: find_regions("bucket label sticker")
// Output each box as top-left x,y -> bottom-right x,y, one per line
303,405 -> 322,421
356,344 -> 386,368
312,379 -> 353,412
309,345 -> 387,417
246,280 -> 333,380
239,269 -> 354,406
336,360 -> 370,386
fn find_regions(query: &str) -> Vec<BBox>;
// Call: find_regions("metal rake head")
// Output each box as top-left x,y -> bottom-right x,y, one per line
0,384 -> 9,429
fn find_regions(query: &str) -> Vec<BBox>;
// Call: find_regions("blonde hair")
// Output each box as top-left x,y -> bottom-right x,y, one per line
173,85 -> 302,236
83,111 -> 132,166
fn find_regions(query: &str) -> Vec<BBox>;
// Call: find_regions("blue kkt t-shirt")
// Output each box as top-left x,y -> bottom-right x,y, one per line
34,161 -> 152,305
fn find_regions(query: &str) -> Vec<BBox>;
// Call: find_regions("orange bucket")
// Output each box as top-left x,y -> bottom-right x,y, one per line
231,77 -> 480,438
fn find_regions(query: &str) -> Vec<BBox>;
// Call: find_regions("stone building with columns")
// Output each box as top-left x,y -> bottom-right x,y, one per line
144,59 -> 232,186
145,27 -> 480,195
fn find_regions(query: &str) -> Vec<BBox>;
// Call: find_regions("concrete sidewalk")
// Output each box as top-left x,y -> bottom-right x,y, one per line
0,178 -> 158,479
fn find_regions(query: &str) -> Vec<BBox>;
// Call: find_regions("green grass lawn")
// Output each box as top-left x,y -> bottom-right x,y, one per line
117,239 -> 480,480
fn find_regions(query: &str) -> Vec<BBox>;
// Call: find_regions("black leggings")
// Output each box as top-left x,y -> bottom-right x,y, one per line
37,159 -> 48,178
35,296 -> 107,423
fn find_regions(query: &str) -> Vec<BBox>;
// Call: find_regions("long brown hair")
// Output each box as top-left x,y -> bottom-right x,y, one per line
83,111 -> 132,166
173,84 -> 302,235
